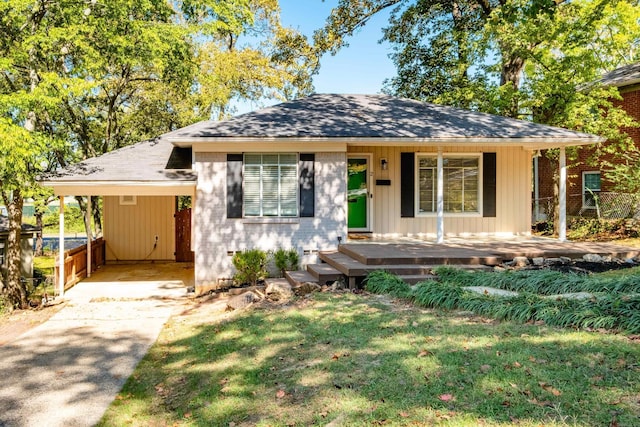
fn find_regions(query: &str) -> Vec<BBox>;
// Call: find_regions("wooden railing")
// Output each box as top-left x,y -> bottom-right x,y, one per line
54,237 -> 106,292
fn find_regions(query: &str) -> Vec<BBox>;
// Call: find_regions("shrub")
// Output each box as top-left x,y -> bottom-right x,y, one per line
232,249 -> 268,286
273,248 -> 299,277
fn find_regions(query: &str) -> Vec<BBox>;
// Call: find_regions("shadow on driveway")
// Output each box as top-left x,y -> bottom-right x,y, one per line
0,263 -> 191,427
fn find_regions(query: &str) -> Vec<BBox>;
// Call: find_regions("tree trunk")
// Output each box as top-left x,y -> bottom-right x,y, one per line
500,55 -> 526,118
34,212 -> 44,256
92,197 -> 102,237
2,190 -> 28,309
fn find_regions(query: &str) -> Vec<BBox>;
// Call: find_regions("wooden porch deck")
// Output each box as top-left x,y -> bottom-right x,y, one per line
285,239 -> 640,288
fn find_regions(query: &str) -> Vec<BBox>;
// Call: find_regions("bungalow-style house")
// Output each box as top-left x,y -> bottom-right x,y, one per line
0,215 -> 39,283
535,62 -> 640,217
42,94 -> 601,293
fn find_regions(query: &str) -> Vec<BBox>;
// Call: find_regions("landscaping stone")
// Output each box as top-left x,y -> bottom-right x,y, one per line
513,256 -> 530,267
293,282 -> 321,296
226,291 -> 262,310
532,257 -> 545,266
462,286 -> 519,298
545,257 -> 562,264
583,253 -> 603,263
543,292 -> 594,301
560,256 -> 572,263
265,279 -> 294,301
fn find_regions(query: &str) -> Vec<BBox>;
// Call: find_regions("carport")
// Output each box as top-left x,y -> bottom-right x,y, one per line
41,135 -> 197,296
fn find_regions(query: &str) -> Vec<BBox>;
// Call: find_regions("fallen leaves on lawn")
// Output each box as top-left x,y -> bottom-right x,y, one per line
418,349 -> 432,357
439,393 -> 454,402
276,389 -> 286,399
480,364 -> 491,373
539,382 -> 562,396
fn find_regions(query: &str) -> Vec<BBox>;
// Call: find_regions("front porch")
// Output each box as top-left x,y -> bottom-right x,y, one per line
287,237 -> 640,288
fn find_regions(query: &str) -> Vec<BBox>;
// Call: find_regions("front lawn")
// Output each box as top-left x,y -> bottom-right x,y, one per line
99,292 -> 640,426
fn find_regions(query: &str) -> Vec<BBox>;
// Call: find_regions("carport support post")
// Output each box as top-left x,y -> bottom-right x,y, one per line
559,146 -> 567,242
58,196 -> 65,297
436,147 -> 444,243
86,195 -> 92,278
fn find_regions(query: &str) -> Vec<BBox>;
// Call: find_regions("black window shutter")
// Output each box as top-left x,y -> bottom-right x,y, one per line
299,153 -> 315,217
400,152 -> 415,218
483,152 -> 497,218
227,154 -> 243,218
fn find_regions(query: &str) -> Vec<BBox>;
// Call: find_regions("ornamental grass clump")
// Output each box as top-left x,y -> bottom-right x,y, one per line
365,267 -> 640,334
363,270 -> 413,299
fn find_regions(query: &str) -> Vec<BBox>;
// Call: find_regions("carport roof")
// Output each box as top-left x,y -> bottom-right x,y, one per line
42,136 -> 196,185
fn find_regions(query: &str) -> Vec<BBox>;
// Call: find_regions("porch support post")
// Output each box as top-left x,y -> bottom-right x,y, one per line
58,196 -> 65,297
559,146 -> 567,242
86,195 -> 92,278
436,147 -> 444,243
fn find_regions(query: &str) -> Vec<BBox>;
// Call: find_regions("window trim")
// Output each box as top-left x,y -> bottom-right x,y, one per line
243,153 -> 300,218
414,153 -> 483,217
582,171 -> 601,209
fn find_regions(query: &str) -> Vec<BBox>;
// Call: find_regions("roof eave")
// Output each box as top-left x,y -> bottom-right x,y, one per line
170,136 -> 603,149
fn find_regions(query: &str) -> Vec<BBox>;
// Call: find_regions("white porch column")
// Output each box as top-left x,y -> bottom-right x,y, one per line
559,147 -> 567,242
436,147 -> 444,243
86,195 -> 92,278
58,196 -> 65,297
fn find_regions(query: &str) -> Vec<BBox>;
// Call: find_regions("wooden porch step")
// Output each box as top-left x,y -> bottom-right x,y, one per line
307,263 -> 344,284
338,243 -> 502,266
285,270 -> 318,288
320,251 -> 493,278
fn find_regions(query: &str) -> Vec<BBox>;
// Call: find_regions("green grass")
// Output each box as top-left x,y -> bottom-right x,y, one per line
98,293 -> 640,426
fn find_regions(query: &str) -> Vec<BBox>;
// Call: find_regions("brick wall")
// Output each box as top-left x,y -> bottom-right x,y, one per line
537,85 -> 640,216
194,152 -> 347,288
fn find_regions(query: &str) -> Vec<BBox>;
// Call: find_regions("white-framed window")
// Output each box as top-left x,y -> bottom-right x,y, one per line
582,171 -> 601,209
244,153 -> 298,217
119,195 -> 137,205
417,155 -> 480,214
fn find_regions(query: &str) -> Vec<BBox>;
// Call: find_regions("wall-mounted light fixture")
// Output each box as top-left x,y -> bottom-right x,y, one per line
381,158 -> 388,170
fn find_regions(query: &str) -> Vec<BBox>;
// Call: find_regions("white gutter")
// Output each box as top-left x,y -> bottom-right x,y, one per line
170,136 -> 603,149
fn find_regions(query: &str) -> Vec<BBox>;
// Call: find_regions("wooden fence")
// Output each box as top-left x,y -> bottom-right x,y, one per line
54,237 -> 106,292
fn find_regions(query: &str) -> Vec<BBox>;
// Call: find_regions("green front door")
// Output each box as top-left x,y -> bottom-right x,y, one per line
347,157 -> 369,229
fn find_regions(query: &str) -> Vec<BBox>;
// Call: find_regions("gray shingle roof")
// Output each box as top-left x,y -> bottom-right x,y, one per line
599,62 -> 640,88
0,215 -> 40,234
44,136 -> 196,183
167,94 -> 599,141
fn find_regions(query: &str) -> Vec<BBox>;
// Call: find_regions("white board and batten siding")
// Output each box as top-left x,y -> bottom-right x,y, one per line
348,145 -> 532,237
103,195 -> 176,261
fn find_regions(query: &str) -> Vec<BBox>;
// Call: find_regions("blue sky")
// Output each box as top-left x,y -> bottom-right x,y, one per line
235,0 -> 396,114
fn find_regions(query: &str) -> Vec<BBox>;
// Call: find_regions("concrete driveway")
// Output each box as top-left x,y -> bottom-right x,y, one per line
0,263 -> 193,427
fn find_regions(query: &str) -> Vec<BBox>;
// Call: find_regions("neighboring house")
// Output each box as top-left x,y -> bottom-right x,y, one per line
535,62 -> 640,218
0,215 -> 39,282
42,94 -> 600,291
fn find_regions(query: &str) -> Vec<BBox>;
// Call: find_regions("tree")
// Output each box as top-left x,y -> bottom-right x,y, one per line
0,0 -> 315,309
316,0 -> 639,118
